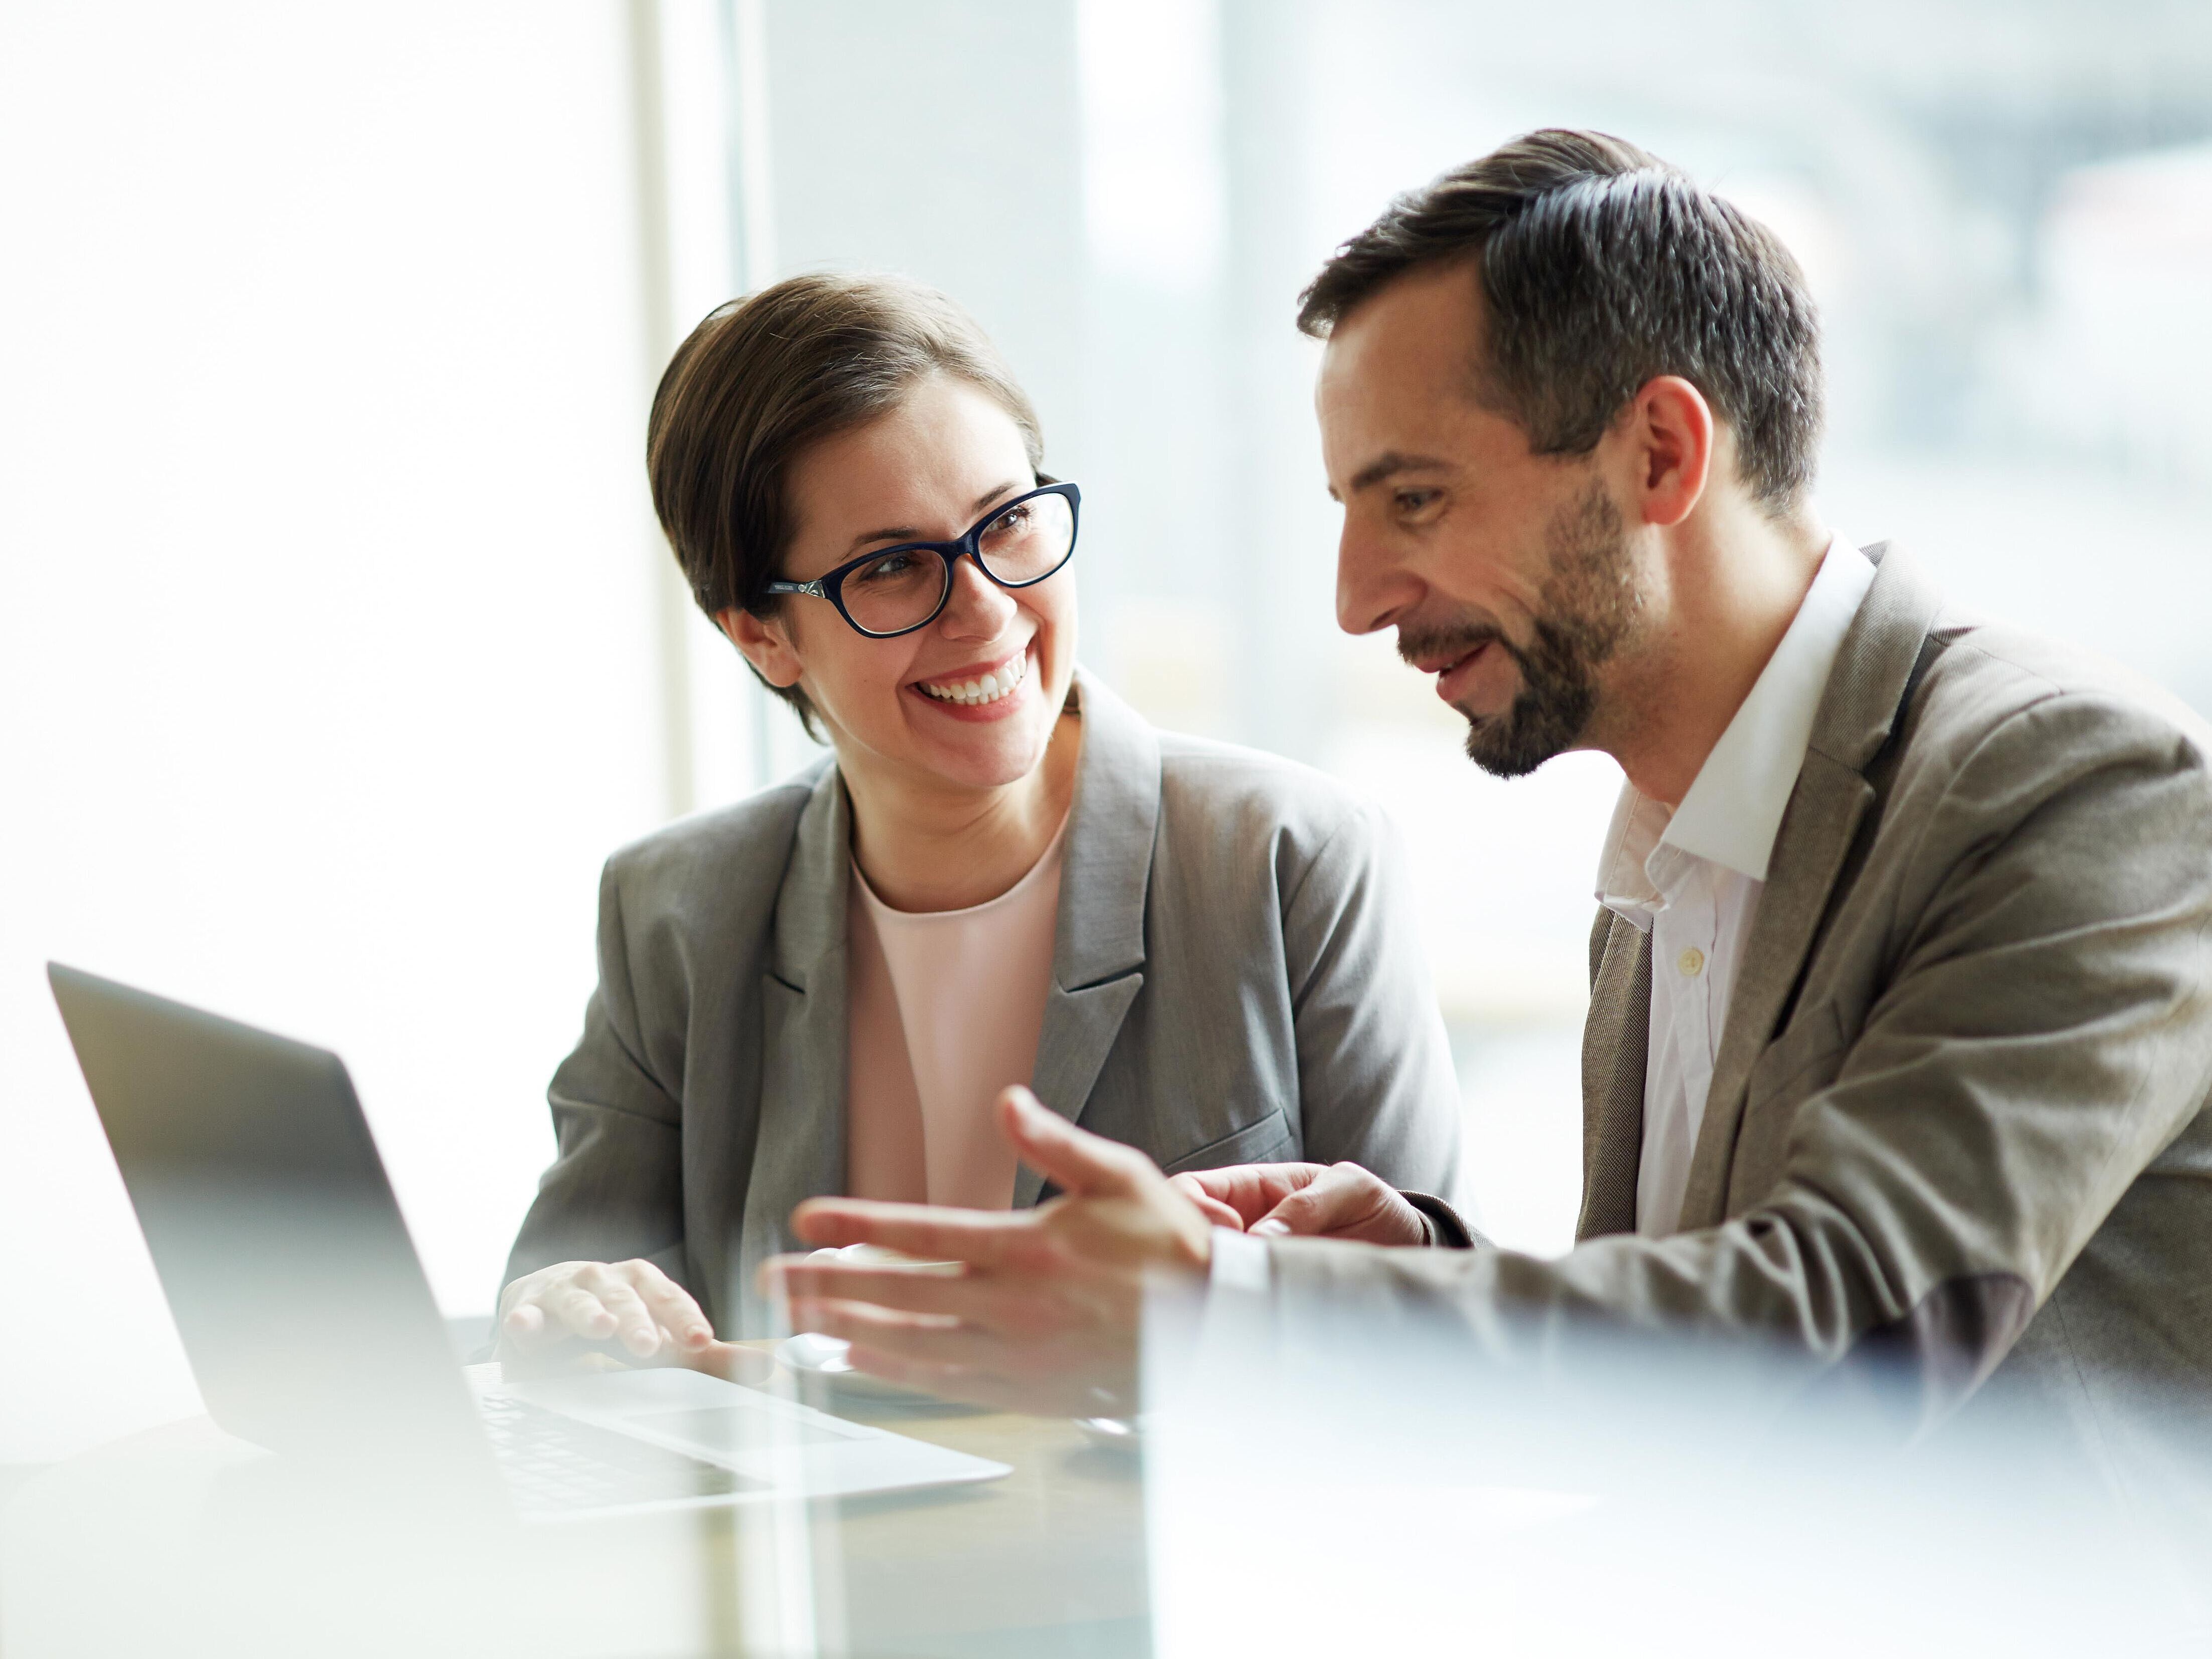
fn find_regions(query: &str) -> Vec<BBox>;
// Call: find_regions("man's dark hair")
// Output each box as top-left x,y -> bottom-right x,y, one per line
1298,128 -> 1822,512
649,272 -> 1045,734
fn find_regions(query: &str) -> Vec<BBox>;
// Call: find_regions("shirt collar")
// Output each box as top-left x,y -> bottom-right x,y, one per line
1593,532 -> 1877,918
1593,784 -> 1673,927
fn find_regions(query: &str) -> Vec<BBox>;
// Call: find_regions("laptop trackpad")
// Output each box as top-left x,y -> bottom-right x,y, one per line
509,1366 -> 864,1450
629,1405 -> 851,1449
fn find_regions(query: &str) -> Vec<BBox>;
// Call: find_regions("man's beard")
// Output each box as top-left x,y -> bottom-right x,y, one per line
1398,480 -> 1641,779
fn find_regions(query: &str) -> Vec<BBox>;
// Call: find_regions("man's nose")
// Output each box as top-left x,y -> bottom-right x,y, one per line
1335,517 -> 1411,637
939,554 -> 1018,636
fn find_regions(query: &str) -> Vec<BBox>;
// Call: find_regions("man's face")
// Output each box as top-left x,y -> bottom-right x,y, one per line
1318,262 -> 1644,777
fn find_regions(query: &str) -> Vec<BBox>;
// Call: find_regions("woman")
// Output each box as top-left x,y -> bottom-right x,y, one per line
499,273 -> 1458,1367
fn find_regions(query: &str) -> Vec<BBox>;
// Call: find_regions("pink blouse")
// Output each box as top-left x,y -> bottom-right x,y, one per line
844,818 -> 1069,1209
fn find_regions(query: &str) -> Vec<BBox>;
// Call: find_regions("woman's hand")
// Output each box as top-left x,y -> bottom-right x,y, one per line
1168,1161 -> 1431,1246
496,1259 -> 769,1382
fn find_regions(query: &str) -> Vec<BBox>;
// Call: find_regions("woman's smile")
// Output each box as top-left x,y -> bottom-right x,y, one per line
907,641 -> 1034,721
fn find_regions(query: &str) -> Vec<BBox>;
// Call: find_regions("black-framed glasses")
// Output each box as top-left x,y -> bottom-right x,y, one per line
761,482 -> 1081,639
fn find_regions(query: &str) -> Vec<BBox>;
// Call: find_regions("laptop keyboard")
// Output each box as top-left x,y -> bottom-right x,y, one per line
477,1392 -> 769,1514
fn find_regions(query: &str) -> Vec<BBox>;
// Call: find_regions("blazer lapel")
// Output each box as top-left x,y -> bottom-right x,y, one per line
1578,911 -> 1652,1240
1675,542 -> 1946,1230
1014,669 -> 1159,1206
740,761 -> 851,1282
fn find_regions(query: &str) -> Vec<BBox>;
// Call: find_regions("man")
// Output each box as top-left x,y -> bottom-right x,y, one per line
766,130 -> 2212,1466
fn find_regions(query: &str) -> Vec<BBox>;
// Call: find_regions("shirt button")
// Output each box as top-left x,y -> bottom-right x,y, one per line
1678,946 -> 1706,978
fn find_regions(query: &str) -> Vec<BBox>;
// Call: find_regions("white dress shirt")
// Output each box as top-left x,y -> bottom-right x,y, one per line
1593,533 -> 1876,1235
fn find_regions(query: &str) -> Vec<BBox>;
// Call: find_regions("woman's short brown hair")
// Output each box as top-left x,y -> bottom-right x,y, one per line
648,272 -> 1046,731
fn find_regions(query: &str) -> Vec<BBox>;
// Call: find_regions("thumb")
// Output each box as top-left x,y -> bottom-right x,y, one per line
691,1338 -> 776,1386
1251,1163 -> 1365,1237
997,1085 -> 1153,1199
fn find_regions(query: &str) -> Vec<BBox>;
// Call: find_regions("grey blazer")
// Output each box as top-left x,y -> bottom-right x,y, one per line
1275,544 -> 2212,1481
507,670 -> 1460,1333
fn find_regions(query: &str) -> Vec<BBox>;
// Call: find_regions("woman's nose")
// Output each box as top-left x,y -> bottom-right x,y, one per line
938,554 -> 1017,636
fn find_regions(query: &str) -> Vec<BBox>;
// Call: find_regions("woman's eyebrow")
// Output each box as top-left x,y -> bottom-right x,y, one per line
968,479 -> 1026,514
844,524 -> 925,555
841,482 -> 1030,557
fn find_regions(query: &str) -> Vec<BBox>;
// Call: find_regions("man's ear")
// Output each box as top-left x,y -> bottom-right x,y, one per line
1624,374 -> 1714,530
716,606 -> 805,689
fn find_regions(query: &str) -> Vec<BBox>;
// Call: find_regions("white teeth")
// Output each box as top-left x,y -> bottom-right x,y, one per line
920,653 -> 1028,706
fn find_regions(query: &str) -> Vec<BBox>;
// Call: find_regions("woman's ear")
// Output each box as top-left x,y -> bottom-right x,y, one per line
716,606 -> 805,689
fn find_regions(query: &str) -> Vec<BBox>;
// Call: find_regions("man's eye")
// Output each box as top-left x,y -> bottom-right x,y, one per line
1394,489 -> 1441,515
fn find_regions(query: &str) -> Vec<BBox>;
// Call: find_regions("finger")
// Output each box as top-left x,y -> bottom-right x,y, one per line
619,1262 -> 717,1352
997,1087 -> 1157,1200
773,1265 -> 1065,1343
1253,1162 -> 1414,1243
788,1297 -> 1000,1370
546,1284 -> 619,1340
1167,1174 -> 1246,1230
765,1258 -> 1078,1348
789,1198 -> 1024,1266
832,1331 -> 1126,1418
500,1302 -> 550,1350
768,1263 -> 980,1319
1174,1163 -> 1327,1225
586,1278 -> 665,1357
832,1340 -> 1042,1412
1251,1163 -> 1366,1235
838,1341 -> 974,1395
685,1338 -> 776,1386
1189,1195 -> 1245,1230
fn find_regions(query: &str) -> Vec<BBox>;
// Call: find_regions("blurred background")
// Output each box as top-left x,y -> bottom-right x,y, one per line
7,0 -> 2211,1463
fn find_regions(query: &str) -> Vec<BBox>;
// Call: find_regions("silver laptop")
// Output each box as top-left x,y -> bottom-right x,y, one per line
48,962 -> 1008,1521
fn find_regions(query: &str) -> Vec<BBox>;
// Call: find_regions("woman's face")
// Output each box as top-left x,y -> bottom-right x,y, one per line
734,374 -> 1077,795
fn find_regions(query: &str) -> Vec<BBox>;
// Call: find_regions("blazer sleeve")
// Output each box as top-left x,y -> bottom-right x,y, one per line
1281,801 -> 1463,1201
500,859 -> 691,1303
1264,691 -> 2212,1420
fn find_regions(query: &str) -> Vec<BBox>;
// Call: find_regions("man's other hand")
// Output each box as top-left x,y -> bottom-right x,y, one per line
497,1258 -> 769,1383
1169,1161 -> 1430,1246
761,1086 -> 1212,1415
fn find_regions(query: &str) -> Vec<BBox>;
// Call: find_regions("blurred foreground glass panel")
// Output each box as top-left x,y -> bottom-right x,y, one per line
0,1362 -> 1153,1659
1142,1281 -> 2212,1655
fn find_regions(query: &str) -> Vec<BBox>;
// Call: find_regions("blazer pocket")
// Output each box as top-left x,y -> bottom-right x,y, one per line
1161,1108 -> 1293,1175
1734,1004 -> 1852,1208
1745,1001 -> 1851,1110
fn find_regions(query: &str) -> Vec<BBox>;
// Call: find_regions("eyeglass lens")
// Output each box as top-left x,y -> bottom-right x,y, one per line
840,491 -> 1075,636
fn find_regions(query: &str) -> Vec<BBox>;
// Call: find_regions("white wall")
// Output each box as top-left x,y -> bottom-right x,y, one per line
0,4 -> 677,1461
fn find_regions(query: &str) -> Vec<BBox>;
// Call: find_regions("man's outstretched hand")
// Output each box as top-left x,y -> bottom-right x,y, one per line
761,1087 -> 1213,1415
1168,1160 -> 1431,1246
